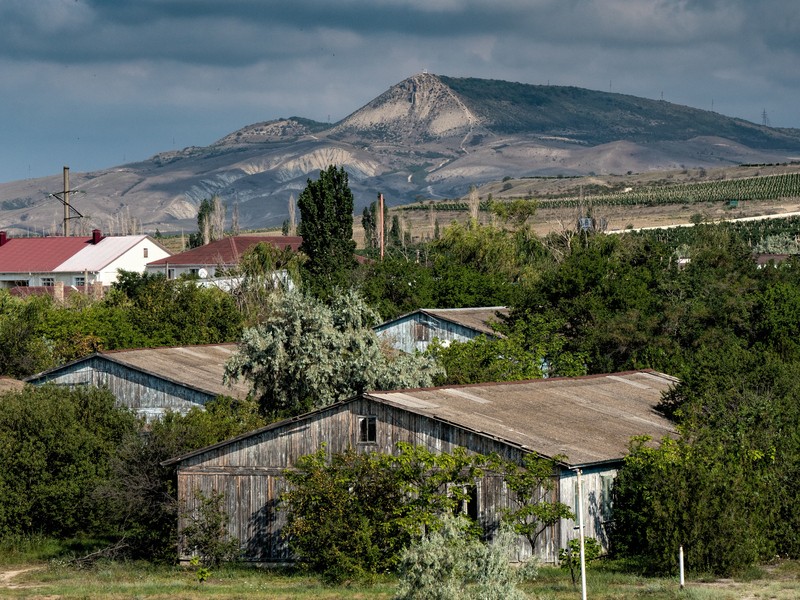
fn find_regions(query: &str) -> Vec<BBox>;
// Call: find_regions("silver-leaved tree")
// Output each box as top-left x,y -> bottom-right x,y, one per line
224,288 -> 443,417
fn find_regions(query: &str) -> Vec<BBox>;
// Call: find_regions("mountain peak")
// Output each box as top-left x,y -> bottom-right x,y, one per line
330,73 -> 483,143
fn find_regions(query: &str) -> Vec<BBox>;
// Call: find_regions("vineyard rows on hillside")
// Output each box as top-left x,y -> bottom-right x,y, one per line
401,173 -> 800,213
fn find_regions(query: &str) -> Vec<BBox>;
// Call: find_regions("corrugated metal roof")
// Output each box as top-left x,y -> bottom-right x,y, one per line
367,371 -> 677,466
421,307 -> 509,336
165,370 -> 677,468
56,235 -> 150,272
0,237 -> 93,272
100,344 -> 251,399
0,377 -> 26,394
375,307 -> 509,337
147,236 -> 302,267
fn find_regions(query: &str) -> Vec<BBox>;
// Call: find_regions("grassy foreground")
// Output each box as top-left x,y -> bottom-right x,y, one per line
2,560 -> 800,599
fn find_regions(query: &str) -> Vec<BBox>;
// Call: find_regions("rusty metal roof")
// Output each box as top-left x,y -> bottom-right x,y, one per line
147,236 -> 302,267
421,307 -> 509,336
367,370 -> 677,466
0,377 -> 26,394
377,307 -> 509,337
100,344 -> 251,399
165,370 -> 677,469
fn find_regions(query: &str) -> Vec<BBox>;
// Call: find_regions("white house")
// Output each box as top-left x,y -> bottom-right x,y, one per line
0,229 -> 170,290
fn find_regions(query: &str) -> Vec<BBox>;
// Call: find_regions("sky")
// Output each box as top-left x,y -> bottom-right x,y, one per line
1,0 -> 798,184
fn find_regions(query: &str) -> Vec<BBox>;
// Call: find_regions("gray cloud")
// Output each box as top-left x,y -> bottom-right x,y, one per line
1,0 -> 798,182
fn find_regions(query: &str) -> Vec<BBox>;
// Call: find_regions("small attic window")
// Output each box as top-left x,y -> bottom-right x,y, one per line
143,247 -> 149,258
358,415 -> 377,444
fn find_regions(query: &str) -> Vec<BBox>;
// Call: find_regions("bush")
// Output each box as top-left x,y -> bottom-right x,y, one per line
281,447 -> 411,583
181,489 -> 240,567
559,537 -> 601,585
395,515 -> 529,600
0,385 -> 137,538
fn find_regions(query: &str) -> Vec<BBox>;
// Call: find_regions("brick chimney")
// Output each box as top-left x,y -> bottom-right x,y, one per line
0,231 -> 7,246
92,229 -> 103,244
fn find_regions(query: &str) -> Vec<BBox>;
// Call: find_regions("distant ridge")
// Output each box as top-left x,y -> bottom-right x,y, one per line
1,73 -> 799,234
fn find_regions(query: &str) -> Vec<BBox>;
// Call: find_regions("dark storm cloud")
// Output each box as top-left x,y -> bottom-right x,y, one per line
0,0 -> 798,182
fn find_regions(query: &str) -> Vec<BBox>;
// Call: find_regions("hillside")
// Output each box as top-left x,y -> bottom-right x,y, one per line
1,73 -> 799,236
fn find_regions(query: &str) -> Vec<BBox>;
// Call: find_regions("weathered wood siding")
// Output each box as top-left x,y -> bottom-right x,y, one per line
558,465 -> 618,553
375,313 -> 492,353
177,397 -> 567,564
31,356 -> 214,418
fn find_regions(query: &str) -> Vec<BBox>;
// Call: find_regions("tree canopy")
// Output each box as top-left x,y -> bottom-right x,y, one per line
298,165 -> 358,297
224,288 -> 443,417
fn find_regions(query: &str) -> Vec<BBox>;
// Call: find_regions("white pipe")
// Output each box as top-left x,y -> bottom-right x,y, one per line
679,545 -> 685,589
577,468 -> 587,600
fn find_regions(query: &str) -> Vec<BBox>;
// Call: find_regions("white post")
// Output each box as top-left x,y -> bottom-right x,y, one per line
576,468 -> 587,600
679,545 -> 685,589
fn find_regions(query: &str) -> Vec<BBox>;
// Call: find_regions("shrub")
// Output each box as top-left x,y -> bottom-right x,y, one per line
395,515 -> 529,600
559,537 -> 601,585
181,489 -> 240,567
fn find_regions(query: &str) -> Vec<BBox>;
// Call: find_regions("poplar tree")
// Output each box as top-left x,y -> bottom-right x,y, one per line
297,165 -> 357,296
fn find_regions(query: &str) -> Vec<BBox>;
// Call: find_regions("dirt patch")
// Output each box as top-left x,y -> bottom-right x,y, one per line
0,565 -> 42,589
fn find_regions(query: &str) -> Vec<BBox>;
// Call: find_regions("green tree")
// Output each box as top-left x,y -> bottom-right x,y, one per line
613,346 -> 800,575
224,289 -> 442,418
362,204 -> 377,250
97,396 -> 265,561
0,292 -> 56,377
490,198 -> 538,230
355,255 -> 435,320
107,270 -> 243,346
282,447 -> 411,582
498,452 -> 574,555
297,165 -> 357,296
0,385 -> 137,538
226,241 -> 305,325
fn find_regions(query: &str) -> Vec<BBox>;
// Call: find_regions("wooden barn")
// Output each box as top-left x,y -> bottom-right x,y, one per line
375,307 -> 509,353
165,370 -> 676,564
26,344 -> 250,419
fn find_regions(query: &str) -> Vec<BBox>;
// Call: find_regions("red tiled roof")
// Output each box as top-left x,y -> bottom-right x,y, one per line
147,236 -> 303,267
0,237 -> 94,272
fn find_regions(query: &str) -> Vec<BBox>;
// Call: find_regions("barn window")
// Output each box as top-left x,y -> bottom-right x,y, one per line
358,415 -> 377,443
466,484 -> 479,521
413,322 -> 431,342
600,475 -> 614,522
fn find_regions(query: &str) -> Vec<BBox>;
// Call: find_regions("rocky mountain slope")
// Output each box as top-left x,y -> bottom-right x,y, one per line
1,73 -> 799,235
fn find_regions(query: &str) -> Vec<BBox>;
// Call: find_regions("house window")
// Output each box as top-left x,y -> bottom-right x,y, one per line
74,276 -> 85,287
143,247 -> 149,258
41,277 -> 54,287
358,415 -> 377,444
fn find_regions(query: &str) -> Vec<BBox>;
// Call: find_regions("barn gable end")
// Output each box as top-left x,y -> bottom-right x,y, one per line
168,371 -> 677,564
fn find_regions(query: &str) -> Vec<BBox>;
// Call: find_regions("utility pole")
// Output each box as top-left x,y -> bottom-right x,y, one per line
63,166 -> 70,236
378,193 -> 385,260
48,165 -> 85,236
576,468 -> 588,600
